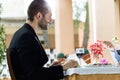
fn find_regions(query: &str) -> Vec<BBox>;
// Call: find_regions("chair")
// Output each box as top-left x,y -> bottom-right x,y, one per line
6,48 -> 16,80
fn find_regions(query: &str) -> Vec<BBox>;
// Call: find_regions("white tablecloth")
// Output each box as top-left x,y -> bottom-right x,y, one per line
64,65 -> 120,76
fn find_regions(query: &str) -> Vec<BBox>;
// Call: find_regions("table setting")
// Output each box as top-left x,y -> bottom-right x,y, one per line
64,44 -> 120,76
64,40 -> 120,80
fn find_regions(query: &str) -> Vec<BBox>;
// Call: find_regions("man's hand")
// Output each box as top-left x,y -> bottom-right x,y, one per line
62,59 -> 78,70
102,41 -> 115,50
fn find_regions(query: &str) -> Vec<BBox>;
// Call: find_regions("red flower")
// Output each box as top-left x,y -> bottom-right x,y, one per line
89,40 -> 106,59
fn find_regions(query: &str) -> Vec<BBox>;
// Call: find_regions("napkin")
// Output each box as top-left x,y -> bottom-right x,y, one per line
66,53 -> 87,67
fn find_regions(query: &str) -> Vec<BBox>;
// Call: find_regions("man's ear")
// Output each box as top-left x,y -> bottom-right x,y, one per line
36,12 -> 42,20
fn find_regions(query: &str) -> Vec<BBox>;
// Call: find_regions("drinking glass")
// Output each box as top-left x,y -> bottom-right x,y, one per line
75,48 -> 84,66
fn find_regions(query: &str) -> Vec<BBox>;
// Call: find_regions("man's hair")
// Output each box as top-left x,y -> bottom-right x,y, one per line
27,0 -> 49,21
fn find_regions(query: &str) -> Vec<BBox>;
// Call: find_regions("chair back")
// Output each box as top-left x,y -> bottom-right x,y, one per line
6,48 -> 16,80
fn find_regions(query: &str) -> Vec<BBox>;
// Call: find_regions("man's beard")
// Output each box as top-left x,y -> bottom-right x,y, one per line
39,24 -> 48,30
38,17 -> 48,29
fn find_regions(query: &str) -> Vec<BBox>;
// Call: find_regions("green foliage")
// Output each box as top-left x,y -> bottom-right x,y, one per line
0,24 -> 6,64
73,0 -> 89,48
0,3 -> 7,76
0,3 -> 2,13
72,0 -> 86,27
0,3 -> 3,20
73,20 -> 81,27
72,0 -> 82,27
82,2 -> 89,48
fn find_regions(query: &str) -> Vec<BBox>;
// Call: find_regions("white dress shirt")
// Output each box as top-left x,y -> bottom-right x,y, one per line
110,49 -> 120,65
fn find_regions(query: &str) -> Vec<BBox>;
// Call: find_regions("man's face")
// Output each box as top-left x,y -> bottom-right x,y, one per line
38,10 -> 52,27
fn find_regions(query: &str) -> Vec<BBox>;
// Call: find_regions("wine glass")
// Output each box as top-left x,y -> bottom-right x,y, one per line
76,48 -> 84,58
76,52 -> 84,59
75,48 -> 85,66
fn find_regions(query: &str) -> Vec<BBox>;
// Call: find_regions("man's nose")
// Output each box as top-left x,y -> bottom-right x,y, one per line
49,18 -> 53,24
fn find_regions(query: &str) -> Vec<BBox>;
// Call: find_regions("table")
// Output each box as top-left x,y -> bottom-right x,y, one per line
64,65 -> 120,80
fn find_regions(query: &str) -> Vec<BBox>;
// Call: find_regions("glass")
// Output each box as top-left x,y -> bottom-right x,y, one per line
75,48 -> 85,66
76,53 -> 84,59
76,48 -> 84,59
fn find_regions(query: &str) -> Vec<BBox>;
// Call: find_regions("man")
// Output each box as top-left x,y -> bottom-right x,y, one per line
103,41 -> 120,66
8,0 -> 78,80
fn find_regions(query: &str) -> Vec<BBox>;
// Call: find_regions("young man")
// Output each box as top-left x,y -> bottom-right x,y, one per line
8,0 -> 78,80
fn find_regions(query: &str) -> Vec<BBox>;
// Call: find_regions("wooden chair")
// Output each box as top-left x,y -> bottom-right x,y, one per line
6,48 -> 16,80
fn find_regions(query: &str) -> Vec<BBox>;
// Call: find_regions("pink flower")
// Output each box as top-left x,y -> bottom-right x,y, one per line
100,58 -> 108,64
89,40 -> 106,59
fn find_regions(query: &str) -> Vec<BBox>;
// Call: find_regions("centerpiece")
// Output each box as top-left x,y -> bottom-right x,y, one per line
89,40 -> 106,64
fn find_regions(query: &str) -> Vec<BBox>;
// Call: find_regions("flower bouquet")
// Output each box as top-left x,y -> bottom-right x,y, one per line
89,40 -> 106,64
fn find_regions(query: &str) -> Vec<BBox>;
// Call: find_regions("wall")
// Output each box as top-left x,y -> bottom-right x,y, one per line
88,0 -> 116,64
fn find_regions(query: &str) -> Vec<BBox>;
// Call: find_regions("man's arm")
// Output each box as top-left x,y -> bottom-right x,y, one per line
102,41 -> 120,65
109,50 -> 119,65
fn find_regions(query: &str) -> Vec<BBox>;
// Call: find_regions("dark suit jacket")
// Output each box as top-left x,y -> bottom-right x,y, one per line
8,23 -> 64,80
